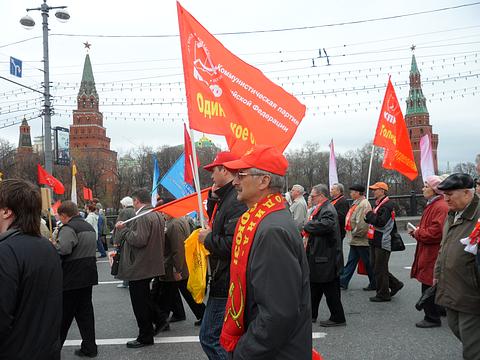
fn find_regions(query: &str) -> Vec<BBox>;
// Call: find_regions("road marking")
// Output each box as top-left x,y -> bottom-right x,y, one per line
404,266 -> 412,270
98,280 -> 123,285
97,260 -> 109,263
405,243 -> 416,246
64,332 -> 327,346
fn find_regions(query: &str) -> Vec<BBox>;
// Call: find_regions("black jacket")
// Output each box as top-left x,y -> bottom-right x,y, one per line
204,181 -> 247,298
232,208 -> 311,360
0,229 -> 63,360
56,215 -> 98,291
332,195 -> 350,240
304,201 -> 344,283
365,197 -> 398,249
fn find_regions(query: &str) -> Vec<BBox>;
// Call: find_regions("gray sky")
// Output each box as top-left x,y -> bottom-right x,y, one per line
1,0 -> 479,170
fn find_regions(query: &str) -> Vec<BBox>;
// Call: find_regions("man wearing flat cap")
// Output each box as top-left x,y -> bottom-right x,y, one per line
365,182 -> 404,302
220,145 -> 311,360
340,184 -> 375,291
434,173 -> 480,360
199,151 -> 247,360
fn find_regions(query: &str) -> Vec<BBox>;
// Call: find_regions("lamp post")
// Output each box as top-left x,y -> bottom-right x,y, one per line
20,0 -> 70,174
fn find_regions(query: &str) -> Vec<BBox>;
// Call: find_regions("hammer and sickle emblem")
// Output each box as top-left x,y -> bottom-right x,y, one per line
225,279 -> 244,329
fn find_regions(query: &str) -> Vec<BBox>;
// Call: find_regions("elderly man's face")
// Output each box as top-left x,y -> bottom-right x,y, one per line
443,189 -> 473,212
309,191 -> 323,206
290,187 -> 301,200
330,186 -> 340,198
232,169 -> 266,207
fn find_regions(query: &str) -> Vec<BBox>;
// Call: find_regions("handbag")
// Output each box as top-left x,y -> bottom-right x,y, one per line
415,285 -> 437,311
390,232 -> 405,252
110,250 -> 121,276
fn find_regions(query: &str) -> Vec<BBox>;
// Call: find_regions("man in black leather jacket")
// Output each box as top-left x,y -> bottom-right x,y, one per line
199,151 -> 247,360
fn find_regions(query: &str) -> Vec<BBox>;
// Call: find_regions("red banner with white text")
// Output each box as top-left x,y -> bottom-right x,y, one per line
373,79 -> 418,180
177,2 -> 306,155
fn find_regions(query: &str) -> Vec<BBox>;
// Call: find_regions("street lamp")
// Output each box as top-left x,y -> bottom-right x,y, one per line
20,0 -> 70,174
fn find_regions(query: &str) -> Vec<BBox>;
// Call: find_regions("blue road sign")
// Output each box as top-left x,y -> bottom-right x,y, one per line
10,57 -> 22,78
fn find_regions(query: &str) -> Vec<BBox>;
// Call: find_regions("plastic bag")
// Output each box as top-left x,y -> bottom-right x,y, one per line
185,228 -> 210,304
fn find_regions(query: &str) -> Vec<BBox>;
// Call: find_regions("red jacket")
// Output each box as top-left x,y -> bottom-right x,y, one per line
411,196 -> 449,286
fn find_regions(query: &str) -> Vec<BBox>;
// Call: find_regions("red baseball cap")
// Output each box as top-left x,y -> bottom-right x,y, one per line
223,145 -> 288,176
203,151 -> 240,172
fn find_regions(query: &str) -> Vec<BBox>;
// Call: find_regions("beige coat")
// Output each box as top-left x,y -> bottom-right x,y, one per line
347,197 -> 371,247
435,194 -> 480,314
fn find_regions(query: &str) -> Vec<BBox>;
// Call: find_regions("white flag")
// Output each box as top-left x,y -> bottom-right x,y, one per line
420,134 -> 435,181
329,139 -> 339,190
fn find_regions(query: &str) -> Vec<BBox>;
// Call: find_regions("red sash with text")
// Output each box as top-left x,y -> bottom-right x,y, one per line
367,196 -> 391,240
220,193 -> 285,352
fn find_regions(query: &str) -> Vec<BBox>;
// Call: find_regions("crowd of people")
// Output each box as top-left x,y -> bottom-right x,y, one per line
0,150 -> 479,359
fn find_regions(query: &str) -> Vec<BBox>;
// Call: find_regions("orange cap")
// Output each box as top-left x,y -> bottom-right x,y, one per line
369,182 -> 389,191
223,145 -> 288,176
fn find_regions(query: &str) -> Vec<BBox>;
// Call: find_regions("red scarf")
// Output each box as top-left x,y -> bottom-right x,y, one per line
367,196 -> 391,240
302,198 -> 327,239
220,193 -> 285,352
345,203 -> 358,231
331,195 -> 344,206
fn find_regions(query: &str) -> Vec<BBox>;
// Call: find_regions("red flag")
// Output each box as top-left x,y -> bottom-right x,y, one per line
184,123 -> 196,186
37,164 -> 65,194
153,187 -> 210,219
51,200 -> 62,216
177,2 -> 306,155
373,79 -> 418,180
83,186 -> 93,201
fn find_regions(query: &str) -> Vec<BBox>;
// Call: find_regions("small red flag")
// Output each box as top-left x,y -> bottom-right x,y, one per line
37,164 -> 65,194
153,187 -> 210,219
184,124 -> 197,186
83,186 -> 93,201
373,79 -> 418,180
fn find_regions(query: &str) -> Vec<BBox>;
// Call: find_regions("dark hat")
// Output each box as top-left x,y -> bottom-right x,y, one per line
349,184 -> 366,193
437,173 -> 474,191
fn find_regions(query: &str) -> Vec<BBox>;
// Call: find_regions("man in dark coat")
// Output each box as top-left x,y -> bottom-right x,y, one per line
365,182 -> 404,302
434,173 -> 480,360
198,151 -> 247,360
55,200 -> 99,357
330,183 -> 350,241
115,188 -> 165,348
304,184 -> 346,327
221,145 -> 311,360
0,179 -> 63,360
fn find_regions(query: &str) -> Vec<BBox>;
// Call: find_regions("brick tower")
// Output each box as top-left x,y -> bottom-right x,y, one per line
70,50 -> 117,204
17,117 -> 33,155
404,52 -> 439,176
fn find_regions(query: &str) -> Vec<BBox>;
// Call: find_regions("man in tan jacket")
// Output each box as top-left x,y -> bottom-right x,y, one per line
435,173 -> 480,360
340,184 -> 375,291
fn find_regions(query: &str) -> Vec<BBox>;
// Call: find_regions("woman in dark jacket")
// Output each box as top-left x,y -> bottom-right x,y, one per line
409,175 -> 449,328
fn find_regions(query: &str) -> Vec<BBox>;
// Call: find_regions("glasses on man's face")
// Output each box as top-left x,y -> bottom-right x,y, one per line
234,171 -> 265,180
310,193 -> 320,198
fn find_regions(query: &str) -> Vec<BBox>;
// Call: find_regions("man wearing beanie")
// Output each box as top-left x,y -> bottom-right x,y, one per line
220,145 -> 311,360
434,173 -> 480,360
409,175 -> 449,328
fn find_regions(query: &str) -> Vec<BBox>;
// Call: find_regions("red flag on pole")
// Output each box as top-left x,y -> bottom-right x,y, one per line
37,164 -> 65,194
154,187 -> 210,219
373,79 -> 418,180
177,2 -> 306,155
83,187 -> 93,201
184,123 -> 196,186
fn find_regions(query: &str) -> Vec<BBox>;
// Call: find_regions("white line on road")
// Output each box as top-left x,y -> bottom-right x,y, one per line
64,332 -> 327,346
98,280 -> 123,285
405,243 -> 416,246
404,266 -> 412,270
97,260 -> 109,263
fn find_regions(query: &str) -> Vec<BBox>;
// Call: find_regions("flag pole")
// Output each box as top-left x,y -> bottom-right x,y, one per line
366,143 -> 375,200
189,127 -> 205,228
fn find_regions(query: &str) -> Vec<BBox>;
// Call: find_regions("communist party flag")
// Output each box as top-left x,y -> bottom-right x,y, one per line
184,123 -> 196,186
37,164 -> 65,194
83,186 -> 93,201
177,2 -> 306,155
154,187 -> 210,219
373,79 -> 418,180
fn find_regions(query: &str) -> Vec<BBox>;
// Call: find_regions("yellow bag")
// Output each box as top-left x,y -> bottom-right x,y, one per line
185,229 -> 210,304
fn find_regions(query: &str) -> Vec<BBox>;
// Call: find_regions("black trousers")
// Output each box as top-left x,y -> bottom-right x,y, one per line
421,283 -> 441,323
310,277 -> 346,323
60,286 -> 97,355
129,278 -> 155,343
370,245 -> 402,299
177,279 -> 206,320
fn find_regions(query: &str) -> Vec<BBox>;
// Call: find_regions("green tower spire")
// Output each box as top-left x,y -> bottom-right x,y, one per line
405,54 -> 428,116
78,54 -> 98,99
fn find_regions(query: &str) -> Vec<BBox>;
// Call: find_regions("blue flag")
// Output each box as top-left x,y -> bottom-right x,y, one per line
160,153 -> 195,199
151,157 -> 160,206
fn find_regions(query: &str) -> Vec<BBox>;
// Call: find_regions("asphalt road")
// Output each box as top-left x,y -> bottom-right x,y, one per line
61,232 -> 463,360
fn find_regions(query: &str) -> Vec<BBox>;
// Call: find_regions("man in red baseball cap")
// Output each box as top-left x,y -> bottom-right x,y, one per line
220,145 -> 311,359
198,151 -> 247,360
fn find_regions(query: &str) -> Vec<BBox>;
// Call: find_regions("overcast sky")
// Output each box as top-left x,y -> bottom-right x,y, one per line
1,0 -> 479,170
